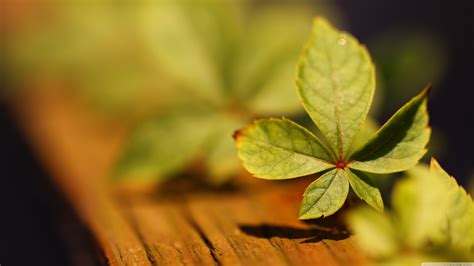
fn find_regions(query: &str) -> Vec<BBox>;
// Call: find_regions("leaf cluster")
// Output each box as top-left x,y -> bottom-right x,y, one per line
347,159 -> 474,264
234,18 -> 431,219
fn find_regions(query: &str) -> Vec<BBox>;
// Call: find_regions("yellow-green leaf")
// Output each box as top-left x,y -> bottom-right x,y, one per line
348,160 -> 474,262
394,159 -> 474,251
349,87 -> 431,173
392,164 -> 435,249
345,169 -> 384,212
430,159 -> 474,251
297,17 -> 375,159
299,169 -> 349,219
235,118 -> 335,180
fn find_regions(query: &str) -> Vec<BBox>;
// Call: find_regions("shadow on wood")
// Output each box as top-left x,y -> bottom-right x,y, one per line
239,223 -> 349,244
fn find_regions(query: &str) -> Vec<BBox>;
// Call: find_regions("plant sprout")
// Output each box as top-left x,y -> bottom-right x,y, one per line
234,18 -> 430,219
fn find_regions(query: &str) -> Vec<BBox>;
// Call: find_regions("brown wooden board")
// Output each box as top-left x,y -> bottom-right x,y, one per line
12,88 -> 367,265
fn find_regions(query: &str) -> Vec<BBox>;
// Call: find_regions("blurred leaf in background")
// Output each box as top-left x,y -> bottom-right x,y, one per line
4,0 -> 189,117
3,0 -> 340,184
113,0 -> 342,185
347,159 -> 474,265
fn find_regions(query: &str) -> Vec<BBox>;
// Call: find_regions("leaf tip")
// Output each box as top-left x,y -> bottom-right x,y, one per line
429,157 -> 442,171
422,83 -> 432,96
298,211 -> 322,220
375,200 -> 385,213
233,120 -> 262,144
233,121 -> 260,143
312,16 -> 330,27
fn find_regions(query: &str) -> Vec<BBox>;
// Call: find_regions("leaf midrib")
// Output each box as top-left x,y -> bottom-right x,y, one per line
303,169 -> 338,215
347,169 -> 381,209
244,136 -> 335,166
321,31 -> 344,160
349,104 -> 423,161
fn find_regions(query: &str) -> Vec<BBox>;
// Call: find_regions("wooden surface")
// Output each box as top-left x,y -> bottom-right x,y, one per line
12,88 -> 366,266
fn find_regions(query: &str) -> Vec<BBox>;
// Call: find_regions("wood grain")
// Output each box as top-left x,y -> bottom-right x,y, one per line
12,88 -> 367,265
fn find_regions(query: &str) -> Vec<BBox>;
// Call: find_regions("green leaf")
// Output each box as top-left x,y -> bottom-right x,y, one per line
346,207 -> 398,258
299,169 -> 349,219
297,17 -> 375,159
430,160 -> 474,252
349,87 -> 431,173
113,107 -> 215,182
393,160 -> 474,252
235,17 -> 437,221
345,169 -> 384,212
347,160 -> 474,262
235,118 -> 335,180
391,164 -> 433,248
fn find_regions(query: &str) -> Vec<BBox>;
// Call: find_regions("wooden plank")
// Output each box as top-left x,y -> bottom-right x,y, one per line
187,182 -> 365,266
121,199 -> 217,265
11,87 -> 367,265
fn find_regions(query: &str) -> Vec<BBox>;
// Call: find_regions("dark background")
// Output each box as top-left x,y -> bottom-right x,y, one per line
1,0 -> 473,265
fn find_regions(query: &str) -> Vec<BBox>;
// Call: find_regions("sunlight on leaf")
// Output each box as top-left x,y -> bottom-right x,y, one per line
347,159 -> 474,263
235,17 -> 431,219
394,160 -> 474,251
297,17 -> 375,158
235,118 -> 334,180
349,87 -> 431,173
